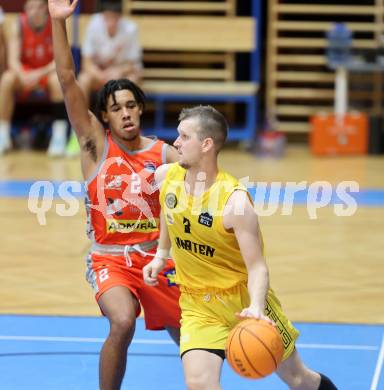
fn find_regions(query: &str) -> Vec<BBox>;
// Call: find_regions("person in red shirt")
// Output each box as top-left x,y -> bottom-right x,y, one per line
48,1 -> 181,389
0,0 -> 67,156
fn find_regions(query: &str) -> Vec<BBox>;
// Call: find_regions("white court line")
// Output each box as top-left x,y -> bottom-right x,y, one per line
0,336 -> 171,344
370,334 -> 384,390
0,335 -> 379,351
296,343 -> 378,351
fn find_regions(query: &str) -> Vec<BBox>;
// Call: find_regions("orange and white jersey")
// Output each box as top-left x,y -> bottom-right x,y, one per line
19,13 -> 53,69
85,133 -> 167,247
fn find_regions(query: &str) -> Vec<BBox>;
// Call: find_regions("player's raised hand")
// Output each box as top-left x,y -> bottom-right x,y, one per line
48,0 -> 79,20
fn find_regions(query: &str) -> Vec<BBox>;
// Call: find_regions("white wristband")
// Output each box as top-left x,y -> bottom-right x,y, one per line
155,248 -> 170,260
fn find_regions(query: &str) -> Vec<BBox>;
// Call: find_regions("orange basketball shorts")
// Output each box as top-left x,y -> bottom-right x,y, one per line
86,250 -> 181,330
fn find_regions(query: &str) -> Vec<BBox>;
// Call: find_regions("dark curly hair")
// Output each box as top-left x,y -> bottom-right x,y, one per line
96,79 -> 146,125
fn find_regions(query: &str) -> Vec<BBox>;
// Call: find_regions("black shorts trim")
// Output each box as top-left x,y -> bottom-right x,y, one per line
181,348 -> 225,360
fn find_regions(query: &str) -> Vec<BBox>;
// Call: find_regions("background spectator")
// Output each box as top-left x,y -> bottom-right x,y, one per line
0,0 -> 67,156
66,0 -> 143,156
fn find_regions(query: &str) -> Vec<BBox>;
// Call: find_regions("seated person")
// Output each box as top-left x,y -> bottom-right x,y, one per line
0,0 -> 67,156
66,0 -> 143,156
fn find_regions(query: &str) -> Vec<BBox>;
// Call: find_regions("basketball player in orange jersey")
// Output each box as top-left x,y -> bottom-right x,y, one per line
143,106 -> 337,390
0,0 -> 68,156
48,1 -> 181,389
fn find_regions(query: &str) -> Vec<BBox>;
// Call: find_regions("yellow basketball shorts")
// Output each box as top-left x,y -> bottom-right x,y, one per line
179,283 -> 299,360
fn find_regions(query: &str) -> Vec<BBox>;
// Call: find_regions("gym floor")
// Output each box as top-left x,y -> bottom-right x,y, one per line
0,146 -> 383,389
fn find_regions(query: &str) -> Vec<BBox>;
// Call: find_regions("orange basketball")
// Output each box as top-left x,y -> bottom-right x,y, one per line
225,318 -> 284,379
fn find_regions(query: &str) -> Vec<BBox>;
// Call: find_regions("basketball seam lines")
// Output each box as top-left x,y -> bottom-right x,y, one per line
226,326 -> 238,359
240,325 -> 278,370
238,327 -> 264,377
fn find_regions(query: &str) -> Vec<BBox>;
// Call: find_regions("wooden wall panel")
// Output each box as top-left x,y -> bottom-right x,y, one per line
266,0 -> 384,133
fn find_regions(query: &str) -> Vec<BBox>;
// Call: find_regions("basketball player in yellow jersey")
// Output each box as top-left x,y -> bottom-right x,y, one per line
143,106 -> 337,390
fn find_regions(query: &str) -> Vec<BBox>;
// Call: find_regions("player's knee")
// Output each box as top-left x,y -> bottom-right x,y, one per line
185,376 -> 205,390
109,314 -> 135,340
185,373 -> 218,390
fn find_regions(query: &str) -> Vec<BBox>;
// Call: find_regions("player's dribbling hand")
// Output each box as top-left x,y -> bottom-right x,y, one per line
48,0 -> 79,20
143,258 -> 167,286
236,307 -> 275,326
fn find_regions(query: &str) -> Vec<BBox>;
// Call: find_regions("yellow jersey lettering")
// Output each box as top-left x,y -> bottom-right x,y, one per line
175,237 -> 215,258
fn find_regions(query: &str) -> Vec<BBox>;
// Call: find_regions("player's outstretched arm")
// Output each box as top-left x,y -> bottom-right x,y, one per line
224,190 -> 273,325
48,0 -> 103,147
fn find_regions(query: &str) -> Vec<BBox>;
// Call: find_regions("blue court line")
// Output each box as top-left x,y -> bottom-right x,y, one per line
0,315 -> 383,389
1,180 -> 384,206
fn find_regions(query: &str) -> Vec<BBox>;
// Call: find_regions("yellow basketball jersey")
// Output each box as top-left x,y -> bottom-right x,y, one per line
160,163 -> 251,290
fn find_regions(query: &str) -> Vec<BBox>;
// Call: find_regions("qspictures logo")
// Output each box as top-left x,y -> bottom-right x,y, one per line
27,165 -> 360,225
